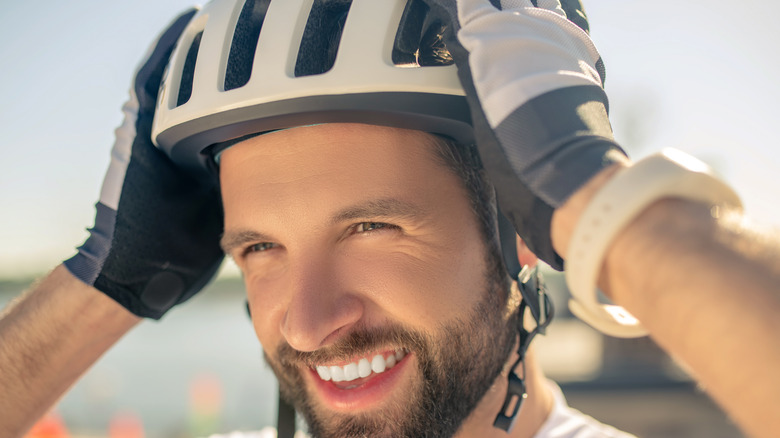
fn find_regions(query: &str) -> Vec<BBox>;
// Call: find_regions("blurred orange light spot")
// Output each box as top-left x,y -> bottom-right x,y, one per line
108,411 -> 145,438
25,411 -> 69,438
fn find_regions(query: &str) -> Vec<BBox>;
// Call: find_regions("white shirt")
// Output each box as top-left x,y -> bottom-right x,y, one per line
532,383 -> 637,438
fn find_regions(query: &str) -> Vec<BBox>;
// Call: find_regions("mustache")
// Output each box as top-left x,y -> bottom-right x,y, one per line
277,323 -> 427,368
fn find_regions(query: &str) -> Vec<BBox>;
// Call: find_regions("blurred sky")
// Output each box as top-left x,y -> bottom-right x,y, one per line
2,0 -> 779,279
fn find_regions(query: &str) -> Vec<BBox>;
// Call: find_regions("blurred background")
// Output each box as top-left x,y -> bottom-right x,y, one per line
3,0 -> 777,436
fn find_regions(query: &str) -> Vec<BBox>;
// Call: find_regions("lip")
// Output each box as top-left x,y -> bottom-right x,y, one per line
305,352 -> 413,412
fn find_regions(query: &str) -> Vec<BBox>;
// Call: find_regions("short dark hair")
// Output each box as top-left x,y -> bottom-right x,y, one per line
427,135 -> 511,291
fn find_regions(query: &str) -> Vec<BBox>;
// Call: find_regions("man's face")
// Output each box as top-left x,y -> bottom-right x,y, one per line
220,124 -> 515,437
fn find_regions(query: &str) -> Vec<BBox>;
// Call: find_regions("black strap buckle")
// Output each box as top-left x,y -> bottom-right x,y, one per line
493,265 -> 554,432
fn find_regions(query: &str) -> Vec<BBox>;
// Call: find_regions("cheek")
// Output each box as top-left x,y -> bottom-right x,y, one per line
240,234 -> 488,343
245,280 -> 285,350
340,244 -> 486,325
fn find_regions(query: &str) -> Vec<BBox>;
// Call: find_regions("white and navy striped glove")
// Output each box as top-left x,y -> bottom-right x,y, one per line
423,0 -> 625,270
64,9 -> 224,319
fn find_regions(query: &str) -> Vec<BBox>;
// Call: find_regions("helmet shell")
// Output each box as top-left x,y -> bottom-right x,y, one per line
152,0 -> 471,179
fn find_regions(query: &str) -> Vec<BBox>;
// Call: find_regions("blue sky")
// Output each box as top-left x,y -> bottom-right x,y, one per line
2,0 -> 779,278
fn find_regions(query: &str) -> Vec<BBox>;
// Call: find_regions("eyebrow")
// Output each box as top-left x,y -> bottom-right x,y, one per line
221,198 -> 427,254
331,198 -> 426,225
220,229 -> 274,255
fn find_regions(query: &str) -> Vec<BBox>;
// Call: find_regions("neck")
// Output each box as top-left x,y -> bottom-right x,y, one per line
454,346 -> 554,438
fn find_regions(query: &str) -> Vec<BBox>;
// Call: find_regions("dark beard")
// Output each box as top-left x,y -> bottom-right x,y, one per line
263,275 -> 518,438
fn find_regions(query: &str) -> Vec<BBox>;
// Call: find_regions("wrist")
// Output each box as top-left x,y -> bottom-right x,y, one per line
553,150 -> 741,337
603,198 -> 751,325
602,199 -> 711,313
0,265 -> 139,437
22,266 -> 141,358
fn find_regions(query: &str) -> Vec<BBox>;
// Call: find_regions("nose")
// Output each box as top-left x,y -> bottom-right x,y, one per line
280,255 -> 364,352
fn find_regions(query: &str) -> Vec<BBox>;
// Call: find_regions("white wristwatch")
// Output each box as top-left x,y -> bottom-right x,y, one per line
565,148 -> 743,337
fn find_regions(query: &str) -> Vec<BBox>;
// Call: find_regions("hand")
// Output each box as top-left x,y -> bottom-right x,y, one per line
64,8 -> 224,319
422,0 -> 626,269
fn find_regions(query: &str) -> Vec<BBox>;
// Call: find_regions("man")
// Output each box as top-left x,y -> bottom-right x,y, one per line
217,123 -> 608,437
1,1 -> 779,437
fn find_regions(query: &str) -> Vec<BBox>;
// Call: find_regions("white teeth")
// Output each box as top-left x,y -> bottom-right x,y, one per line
358,358 -> 371,378
386,353 -> 396,368
330,365 -> 345,382
343,363 -> 359,381
316,366 -> 331,381
315,350 -> 407,384
371,354 -> 386,373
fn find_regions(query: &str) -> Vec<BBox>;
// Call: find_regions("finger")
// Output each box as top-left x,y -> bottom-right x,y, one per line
455,0 -> 502,24
532,0 -> 566,17
500,0 -> 566,17
499,0 -> 537,9
502,0 -> 592,34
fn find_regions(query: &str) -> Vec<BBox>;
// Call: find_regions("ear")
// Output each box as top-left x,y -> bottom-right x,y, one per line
515,235 -> 539,269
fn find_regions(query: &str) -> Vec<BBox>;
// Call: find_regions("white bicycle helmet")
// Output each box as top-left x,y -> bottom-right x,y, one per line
152,0 -> 471,178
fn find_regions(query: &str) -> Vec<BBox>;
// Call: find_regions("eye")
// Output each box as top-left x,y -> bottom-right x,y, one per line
355,222 -> 389,233
245,242 -> 278,254
353,222 -> 402,234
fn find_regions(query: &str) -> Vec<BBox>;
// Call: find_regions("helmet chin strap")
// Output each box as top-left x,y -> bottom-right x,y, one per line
493,264 -> 555,432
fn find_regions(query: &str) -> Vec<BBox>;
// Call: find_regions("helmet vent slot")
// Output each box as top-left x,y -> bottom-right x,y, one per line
392,0 -> 453,67
294,0 -> 353,77
177,30 -> 203,107
225,0 -> 273,91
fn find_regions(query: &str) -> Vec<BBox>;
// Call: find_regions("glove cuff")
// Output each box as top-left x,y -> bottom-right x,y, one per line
65,201 -> 219,320
64,202 -> 117,286
478,85 -> 625,270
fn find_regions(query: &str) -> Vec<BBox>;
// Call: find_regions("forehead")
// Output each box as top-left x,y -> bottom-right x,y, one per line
218,123 -> 450,199
220,122 -> 440,161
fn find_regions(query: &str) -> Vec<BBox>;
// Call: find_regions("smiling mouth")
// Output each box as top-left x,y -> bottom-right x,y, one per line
313,349 -> 408,387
